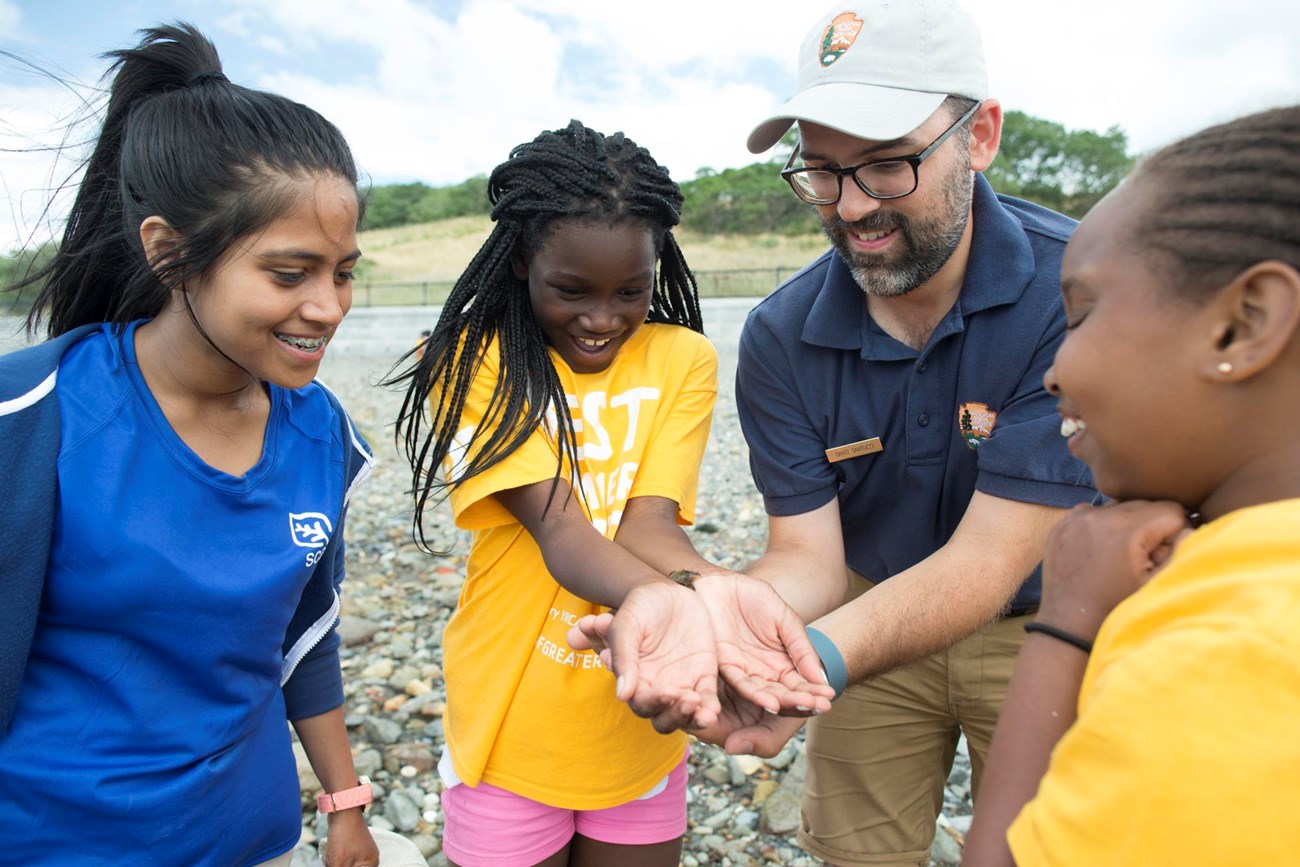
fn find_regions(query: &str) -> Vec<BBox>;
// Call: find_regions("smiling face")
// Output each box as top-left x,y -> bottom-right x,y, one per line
797,110 -> 974,298
1045,180 -> 1228,506
165,174 -> 361,390
520,219 -> 657,374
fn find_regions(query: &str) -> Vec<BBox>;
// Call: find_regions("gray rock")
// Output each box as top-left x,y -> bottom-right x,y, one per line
765,744 -> 797,771
734,809 -> 760,833
700,833 -> 728,851
385,742 -> 437,774
363,716 -> 404,745
702,764 -> 731,786
704,808 -> 734,830
410,833 -> 441,856
760,750 -> 805,835
354,748 -> 383,779
726,754 -> 749,786
384,789 -> 422,832
337,615 -> 382,647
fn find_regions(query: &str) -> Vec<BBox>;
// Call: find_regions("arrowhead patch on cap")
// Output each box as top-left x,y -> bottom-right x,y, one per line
820,12 -> 865,67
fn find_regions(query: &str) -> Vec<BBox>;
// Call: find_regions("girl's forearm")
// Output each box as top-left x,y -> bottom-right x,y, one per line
291,706 -> 365,794
614,496 -> 719,577
538,516 -> 675,607
496,480 -> 675,608
961,637 -> 1088,866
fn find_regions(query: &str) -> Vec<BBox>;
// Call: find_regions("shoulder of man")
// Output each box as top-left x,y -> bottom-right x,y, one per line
990,191 -> 1077,247
744,249 -> 838,334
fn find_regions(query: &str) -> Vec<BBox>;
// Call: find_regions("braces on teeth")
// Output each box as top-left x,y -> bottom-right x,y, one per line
279,334 -> 326,349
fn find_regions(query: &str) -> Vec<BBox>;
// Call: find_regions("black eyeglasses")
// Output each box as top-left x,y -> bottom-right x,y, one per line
781,101 -> 982,205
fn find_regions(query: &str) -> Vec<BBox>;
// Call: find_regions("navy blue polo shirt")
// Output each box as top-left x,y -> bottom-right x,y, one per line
736,175 -> 1095,612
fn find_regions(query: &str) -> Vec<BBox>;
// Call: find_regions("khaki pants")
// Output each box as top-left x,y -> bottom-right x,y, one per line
797,612 -> 1029,867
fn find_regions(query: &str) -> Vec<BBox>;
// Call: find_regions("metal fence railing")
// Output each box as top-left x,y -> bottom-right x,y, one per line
354,266 -> 802,307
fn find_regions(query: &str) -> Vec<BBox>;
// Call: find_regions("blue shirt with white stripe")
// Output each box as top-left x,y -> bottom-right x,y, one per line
0,322 -> 345,865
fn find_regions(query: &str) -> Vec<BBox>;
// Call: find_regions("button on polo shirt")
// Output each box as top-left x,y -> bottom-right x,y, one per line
736,175 -> 1095,612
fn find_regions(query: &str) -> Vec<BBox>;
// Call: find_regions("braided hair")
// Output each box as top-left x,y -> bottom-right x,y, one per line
1131,105 -> 1300,301
390,120 -> 704,550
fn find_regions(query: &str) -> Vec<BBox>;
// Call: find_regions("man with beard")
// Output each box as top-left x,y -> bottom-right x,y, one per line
722,2 -> 1097,864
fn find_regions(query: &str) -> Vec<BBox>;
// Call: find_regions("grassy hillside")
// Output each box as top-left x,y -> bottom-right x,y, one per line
353,216 -> 829,304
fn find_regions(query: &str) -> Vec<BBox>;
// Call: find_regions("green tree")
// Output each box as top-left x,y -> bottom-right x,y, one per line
362,182 -> 432,229
679,128 -> 815,236
680,161 -> 820,236
1,242 -> 56,316
361,176 -> 491,230
986,111 -> 1133,218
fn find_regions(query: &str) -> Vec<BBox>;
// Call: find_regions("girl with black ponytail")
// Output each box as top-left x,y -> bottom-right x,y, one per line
0,23 -> 419,867
389,121 -> 831,866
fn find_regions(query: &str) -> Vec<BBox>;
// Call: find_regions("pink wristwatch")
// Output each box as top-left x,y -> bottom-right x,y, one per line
316,778 -> 373,813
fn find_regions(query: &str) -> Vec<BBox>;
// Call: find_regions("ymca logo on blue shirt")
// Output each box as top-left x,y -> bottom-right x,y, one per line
290,512 -> 333,565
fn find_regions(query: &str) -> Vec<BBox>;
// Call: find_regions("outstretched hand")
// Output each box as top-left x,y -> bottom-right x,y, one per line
569,581 -> 721,732
692,570 -> 834,716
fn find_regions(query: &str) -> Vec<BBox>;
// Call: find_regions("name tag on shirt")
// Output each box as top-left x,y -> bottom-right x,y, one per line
825,437 -> 883,463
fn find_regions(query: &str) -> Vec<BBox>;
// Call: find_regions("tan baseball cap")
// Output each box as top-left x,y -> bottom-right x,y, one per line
747,0 -> 989,153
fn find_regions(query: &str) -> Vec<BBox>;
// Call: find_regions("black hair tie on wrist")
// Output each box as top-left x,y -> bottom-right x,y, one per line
1024,620 -> 1093,653
187,70 -> 228,87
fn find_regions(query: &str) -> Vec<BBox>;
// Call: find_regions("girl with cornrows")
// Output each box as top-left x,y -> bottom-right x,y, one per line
962,105 -> 1300,865
0,24 -> 422,867
391,120 -> 831,866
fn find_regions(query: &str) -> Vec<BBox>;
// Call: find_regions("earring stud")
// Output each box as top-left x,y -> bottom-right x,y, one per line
1217,361 -> 1234,375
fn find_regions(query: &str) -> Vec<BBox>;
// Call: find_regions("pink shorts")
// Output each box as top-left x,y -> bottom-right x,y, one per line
440,755 -> 688,866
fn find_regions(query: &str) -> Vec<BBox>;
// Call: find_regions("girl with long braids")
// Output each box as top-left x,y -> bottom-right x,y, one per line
0,24 -> 423,867
391,120 -> 831,866
961,105 -> 1300,865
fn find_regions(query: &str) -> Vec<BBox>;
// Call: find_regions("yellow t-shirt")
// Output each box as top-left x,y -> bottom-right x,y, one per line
1008,498 -> 1300,864
440,323 -> 717,809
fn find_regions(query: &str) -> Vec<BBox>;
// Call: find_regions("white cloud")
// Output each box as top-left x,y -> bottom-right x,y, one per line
979,0 -> 1300,151
0,0 -> 24,40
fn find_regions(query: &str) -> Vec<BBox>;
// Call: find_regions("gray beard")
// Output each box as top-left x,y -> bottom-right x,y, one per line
828,173 -> 973,298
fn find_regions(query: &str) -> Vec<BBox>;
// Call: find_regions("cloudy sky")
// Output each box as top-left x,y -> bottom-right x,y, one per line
2,0 -> 1297,250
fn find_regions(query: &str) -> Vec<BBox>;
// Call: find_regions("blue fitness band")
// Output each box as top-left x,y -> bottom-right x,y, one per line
805,627 -> 847,700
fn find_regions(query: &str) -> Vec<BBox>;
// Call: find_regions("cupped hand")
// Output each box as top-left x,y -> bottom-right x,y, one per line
693,571 -> 834,716
568,581 -> 721,732
1040,500 -> 1193,639
692,679 -> 809,758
